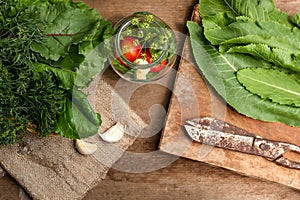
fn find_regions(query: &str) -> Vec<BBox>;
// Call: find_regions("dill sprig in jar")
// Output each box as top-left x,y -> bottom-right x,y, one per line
111,12 -> 177,82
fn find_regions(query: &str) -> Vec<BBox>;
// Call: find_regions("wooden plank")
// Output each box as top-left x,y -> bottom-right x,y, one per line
160,1 -> 300,190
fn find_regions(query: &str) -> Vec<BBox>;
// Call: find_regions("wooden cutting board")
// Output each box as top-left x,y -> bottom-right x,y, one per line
159,2 -> 300,190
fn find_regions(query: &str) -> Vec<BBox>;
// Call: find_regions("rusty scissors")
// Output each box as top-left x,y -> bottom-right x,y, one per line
184,117 -> 300,170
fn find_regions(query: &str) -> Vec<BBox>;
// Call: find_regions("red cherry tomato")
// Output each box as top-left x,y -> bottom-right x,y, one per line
119,36 -> 142,62
150,60 -> 168,73
145,48 -> 152,64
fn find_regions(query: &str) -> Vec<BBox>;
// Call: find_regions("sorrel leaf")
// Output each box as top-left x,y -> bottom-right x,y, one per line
187,21 -> 300,126
237,68 -> 300,107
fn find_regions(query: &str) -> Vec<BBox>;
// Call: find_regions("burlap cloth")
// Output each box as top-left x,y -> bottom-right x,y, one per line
0,69 -> 147,199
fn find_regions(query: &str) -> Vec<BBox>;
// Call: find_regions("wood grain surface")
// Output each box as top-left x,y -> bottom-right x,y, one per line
1,0 -> 300,199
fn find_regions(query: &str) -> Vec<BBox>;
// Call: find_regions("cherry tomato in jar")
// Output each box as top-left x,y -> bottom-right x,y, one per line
150,60 -> 168,73
119,36 -> 142,63
144,48 -> 152,64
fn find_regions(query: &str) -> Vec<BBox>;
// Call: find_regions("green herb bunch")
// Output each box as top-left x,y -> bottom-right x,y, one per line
0,0 -> 112,145
0,0 -> 66,144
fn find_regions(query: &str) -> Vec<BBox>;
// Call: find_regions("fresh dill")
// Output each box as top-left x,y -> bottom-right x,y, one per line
0,0 -> 65,144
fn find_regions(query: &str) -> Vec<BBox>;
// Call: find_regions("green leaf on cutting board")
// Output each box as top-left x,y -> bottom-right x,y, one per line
187,20 -> 300,126
205,20 -> 300,72
226,43 -> 300,73
199,0 -> 294,28
199,0 -> 300,74
293,13 -> 300,28
237,68 -> 300,107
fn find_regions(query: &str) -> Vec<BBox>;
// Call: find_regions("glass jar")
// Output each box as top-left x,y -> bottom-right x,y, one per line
110,12 -> 177,82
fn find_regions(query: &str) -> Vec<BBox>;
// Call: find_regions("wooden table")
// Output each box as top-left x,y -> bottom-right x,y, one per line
1,0 -> 300,199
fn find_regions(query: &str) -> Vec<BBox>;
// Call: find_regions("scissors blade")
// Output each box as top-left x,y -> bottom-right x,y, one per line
186,117 -> 256,137
184,124 -> 254,153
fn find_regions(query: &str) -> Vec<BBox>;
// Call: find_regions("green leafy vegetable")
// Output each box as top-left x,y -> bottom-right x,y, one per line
237,68 -> 300,107
187,21 -> 300,126
199,0 -> 294,28
54,90 -> 101,139
0,0 -> 112,144
204,19 -> 300,71
293,13 -> 300,27
226,43 -> 300,73
188,0 -> 300,126
27,1 -> 104,61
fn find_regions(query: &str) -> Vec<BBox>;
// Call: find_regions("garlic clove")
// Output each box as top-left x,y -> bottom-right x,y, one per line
134,68 -> 150,80
99,122 -> 125,143
134,59 -> 150,80
75,139 -> 97,155
134,58 -> 149,65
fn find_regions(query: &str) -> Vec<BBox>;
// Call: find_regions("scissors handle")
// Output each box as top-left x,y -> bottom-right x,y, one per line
276,143 -> 300,169
256,139 -> 300,169
273,157 -> 300,170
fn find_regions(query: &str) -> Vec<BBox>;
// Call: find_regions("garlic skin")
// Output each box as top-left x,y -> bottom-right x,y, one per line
99,122 -> 125,143
75,139 -> 97,155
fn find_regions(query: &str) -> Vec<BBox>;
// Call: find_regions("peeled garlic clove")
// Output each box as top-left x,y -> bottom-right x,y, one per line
134,59 -> 150,80
134,58 -> 149,65
134,68 -> 150,80
75,139 -> 97,155
99,122 -> 125,143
